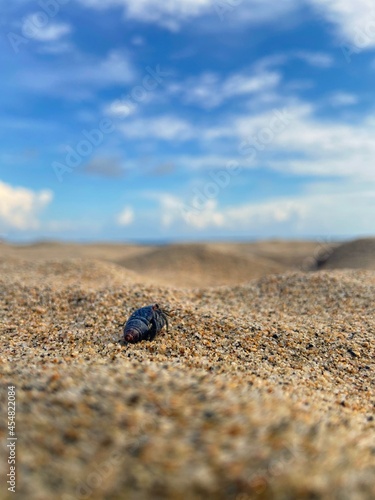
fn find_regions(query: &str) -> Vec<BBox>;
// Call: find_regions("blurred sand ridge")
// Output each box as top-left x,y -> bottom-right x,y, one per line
0,239 -> 328,287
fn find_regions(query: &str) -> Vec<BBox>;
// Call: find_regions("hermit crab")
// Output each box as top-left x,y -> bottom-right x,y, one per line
123,304 -> 170,344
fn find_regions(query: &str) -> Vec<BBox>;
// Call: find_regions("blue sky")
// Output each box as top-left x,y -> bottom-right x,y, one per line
1,0 -> 375,242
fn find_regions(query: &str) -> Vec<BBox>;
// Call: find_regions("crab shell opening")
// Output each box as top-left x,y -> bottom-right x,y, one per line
124,330 -> 141,343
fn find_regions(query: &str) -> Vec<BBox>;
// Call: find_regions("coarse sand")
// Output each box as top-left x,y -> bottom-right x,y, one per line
0,244 -> 374,499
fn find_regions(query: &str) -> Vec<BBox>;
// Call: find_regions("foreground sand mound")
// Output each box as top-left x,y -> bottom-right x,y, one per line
318,238 -> 375,270
201,270 -> 375,316
0,266 -> 374,499
118,244 -> 286,287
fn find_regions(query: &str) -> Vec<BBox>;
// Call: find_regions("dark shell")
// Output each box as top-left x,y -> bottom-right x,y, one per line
123,304 -> 169,344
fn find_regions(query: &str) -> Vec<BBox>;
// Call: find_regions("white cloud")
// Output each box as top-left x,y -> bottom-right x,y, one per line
22,13 -> 72,42
94,51 -> 136,85
18,50 -> 136,97
168,69 -> 281,109
211,188 -> 375,235
104,100 -> 137,118
75,0 -> 375,47
223,198 -> 307,227
308,0 -> 375,49
268,115 -> 375,181
143,191 -> 224,229
117,206 -> 134,226
182,194 -> 307,231
148,192 -> 184,227
294,51 -> 334,68
146,184 -> 375,236
120,115 -> 194,141
78,0 -> 299,31
103,88 -> 158,119
252,51 -> 334,73
78,0 -> 213,29
214,100 -> 375,183
330,92 -> 359,106
0,180 -> 53,230
183,199 -> 225,229
117,97 -> 375,182
172,155 -> 249,171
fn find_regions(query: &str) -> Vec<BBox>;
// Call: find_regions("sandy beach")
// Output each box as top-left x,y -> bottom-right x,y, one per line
0,240 -> 374,499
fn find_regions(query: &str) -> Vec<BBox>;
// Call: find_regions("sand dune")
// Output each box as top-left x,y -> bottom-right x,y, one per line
0,241 -> 152,262
318,237 -> 375,270
0,247 -> 374,499
0,240 -> 324,287
0,257 -> 147,289
118,244 -> 286,287
205,240 -> 324,269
